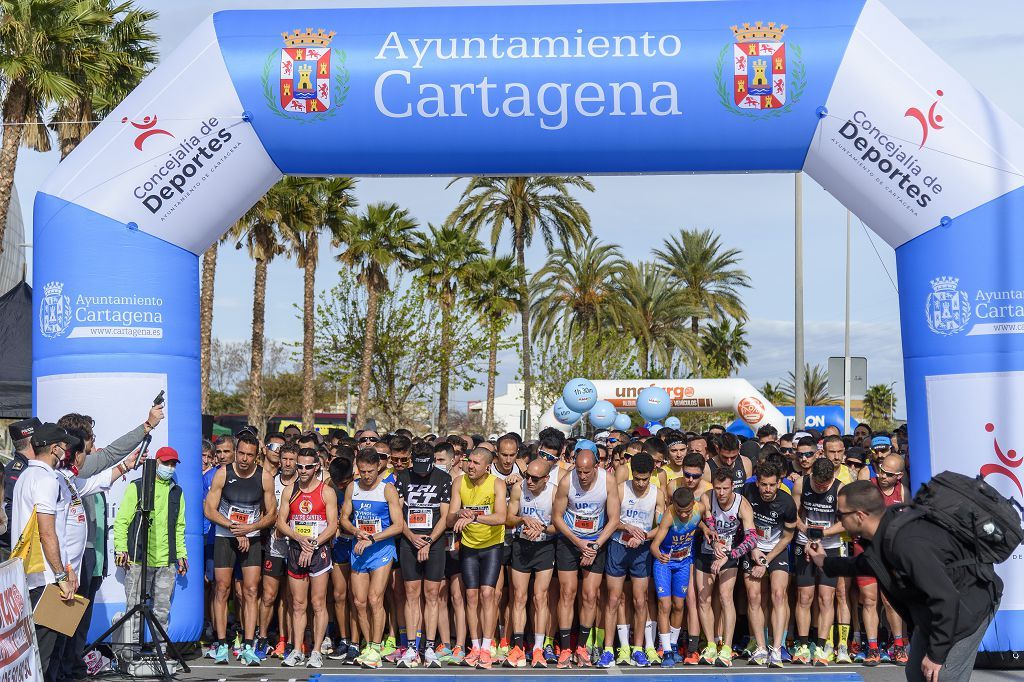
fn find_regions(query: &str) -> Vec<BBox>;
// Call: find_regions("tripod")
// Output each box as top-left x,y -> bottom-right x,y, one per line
85,486 -> 190,680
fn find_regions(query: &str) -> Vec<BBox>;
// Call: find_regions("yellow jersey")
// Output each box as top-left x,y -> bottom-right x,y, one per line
458,474 -> 504,549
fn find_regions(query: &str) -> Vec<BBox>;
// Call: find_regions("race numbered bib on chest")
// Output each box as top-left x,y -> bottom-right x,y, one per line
356,516 -> 383,534
572,511 -> 599,532
465,504 -> 490,519
294,521 -> 316,537
716,534 -> 734,551
229,506 -> 255,525
756,526 -> 770,541
407,508 -> 434,530
670,545 -> 692,561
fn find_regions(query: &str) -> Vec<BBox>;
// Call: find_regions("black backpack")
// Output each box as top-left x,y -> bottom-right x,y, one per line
884,471 -> 1024,565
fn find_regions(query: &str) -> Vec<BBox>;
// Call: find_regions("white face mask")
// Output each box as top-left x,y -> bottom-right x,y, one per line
156,463 -> 175,480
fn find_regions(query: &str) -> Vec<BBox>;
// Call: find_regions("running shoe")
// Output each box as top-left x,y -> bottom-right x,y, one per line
661,651 -> 677,667
645,646 -> 662,665
836,644 -> 852,664
892,644 -> 909,666
880,647 -> 892,663
699,643 -> 718,665
813,644 -> 833,666
716,646 -> 733,667
741,636 -> 757,659
850,639 -> 863,662
213,643 -> 229,665
596,650 -> 615,668
327,645 -> 348,662
465,647 -> 481,668
496,642 -> 510,663
424,647 -> 442,668
272,638 -> 287,659
543,644 -> 557,665
321,636 -> 333,655
238,645 -> 261,666
385,645 -> 405,664
397,647 -> 420,668
448,645 -> 466,666
358,646 -> 383,669
616,645 -> 632,665
306,651 -> 323,669
748,647 -> 768,666
863,647 -> 881,666
531,647 -> 546,668
477,648 -> 493,670
556,648 -> 573,669
282,648 -> 305,667
381,636 -> 397,657
574,645 -> 592,667
631,649 -> 651,667
253,638 -> 268,661
768,647 -> 784,668
505,645 -> 526,668
204,644 -> 218,659
781,645 -> 793,662
683,649 -> 700,665
345,643 -> 360,664
791,643 -> 811,664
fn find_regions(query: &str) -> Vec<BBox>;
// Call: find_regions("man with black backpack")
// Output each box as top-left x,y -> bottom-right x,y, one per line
806,475 -> 1021,681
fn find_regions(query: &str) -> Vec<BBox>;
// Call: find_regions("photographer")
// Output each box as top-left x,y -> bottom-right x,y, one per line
806,481 -> 1001,682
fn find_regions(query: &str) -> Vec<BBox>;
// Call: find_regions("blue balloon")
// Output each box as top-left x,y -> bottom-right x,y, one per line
589,400 -> 617,429
649,424 -> 663,435
553,398 -> 582,425
614,413 -> 632,431
562,378 -> 598,414
637,386 -> 672,422
664,416 -> 681,430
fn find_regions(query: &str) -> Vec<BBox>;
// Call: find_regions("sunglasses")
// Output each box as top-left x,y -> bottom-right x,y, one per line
359,436 -> 380,443
845,460 -> 864,468
872,446 -> 891,454
296,463 -> 318,471
780,447 -> 795,454
798,451 -> 817,459
877,467 -> 901,478
835,508 -> 857,520
525,474 -> 547,483
538,451 -> 558,462
683,472 -> 703,480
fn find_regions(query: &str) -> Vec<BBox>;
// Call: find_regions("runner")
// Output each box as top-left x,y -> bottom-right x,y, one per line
741,461 -> 797,667
394,441 -> 452,669
704,433 -> 751,489
432,441 -> 467,665
791,457 -> 845,666
506,458 -> 557,668
328,453 -> 360,664
260,441 -> 298,659
677,451 -> 712,663
339,447 -> 405,669
490,433 -> 523,662
551,442 -> 621,669
821,434 -> 854,664
687,434 -> 710,461
651,486 -> 705,668
600,452 -> 662,668
662,435 -> 688,489
694,469 -> 758,667
204,431 -> 278,666
790,435 -> 819,484
277,448 -> 339,669
448,447 -> 508,669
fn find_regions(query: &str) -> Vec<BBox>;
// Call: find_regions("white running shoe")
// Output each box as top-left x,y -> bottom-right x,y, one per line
307,651 -> 324,668
282,648 -> 305,667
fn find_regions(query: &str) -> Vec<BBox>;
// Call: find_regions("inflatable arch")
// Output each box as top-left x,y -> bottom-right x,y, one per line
32,0 -> 1024,653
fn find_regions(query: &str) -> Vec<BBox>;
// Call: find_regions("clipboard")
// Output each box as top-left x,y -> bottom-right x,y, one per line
32,584 -> 89,637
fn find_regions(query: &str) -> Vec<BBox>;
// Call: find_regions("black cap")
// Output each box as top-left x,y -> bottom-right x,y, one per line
740,439 -> 761,459
8,417 -> 41,442
30,423 -> 81,450
845,446 -> 867,464
412,449 -> 434,476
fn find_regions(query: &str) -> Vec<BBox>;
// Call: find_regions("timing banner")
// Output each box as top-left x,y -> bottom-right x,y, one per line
33,0 -> 1024,655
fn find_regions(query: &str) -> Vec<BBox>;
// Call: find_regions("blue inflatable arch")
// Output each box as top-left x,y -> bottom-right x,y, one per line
33,0 -> 1024,652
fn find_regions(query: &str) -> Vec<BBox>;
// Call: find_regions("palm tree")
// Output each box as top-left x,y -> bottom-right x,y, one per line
760,381 -> 789,406
333,202 -> 419,427
0,0 -> 110,251
446,176 -> 594,438
231,180 -> 293,432
279,177 -> 358,430
530,237 -> 626,348
654,228 -> 751,335
782,363 -> 837,406
412,224 -> 486,433
700,319 -> 750,376
465,256 -> 523,434
199,243 -> 218,414
617,261 -> 700,376
48,1 -> 158,159
862,382 -> 897,425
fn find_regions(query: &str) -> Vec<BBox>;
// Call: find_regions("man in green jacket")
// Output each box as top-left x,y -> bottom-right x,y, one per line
114,446 -> 188,658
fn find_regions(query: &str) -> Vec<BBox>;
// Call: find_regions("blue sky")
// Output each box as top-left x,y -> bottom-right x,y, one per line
15,0 -> 1023,419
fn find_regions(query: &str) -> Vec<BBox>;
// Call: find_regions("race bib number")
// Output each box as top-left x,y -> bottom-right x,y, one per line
809,519 -> 830,529
670,545 -> 691,561
716,534 -> 734,551
465,504 -> 490,519
229,506 -> 254,525
573,513 -> 598,532
69,502 -> 85,524
756,527 -> 770,540
294,522 -> 315,537
408,508 -> 433,530
357,517 -> 383,534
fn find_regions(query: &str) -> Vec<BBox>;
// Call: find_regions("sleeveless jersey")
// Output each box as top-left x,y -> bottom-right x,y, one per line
334,481 -> 353,539
459,474 -> 504,549
268,473 -> 296,557
491,461 -> 521,544
662,465 -> 685,487
563,468 -> 608,541
659,505 -> 701,563
742,482 -> 798,552
516,479 -> 556,542
874,478 -> 905,507
350,478 -> 392,537
797,476 -> 842,549
216,464 -> 264,538
702,491 -> 742,556
288,481 -> 329,541
709,456 -> 746,489
614,481 -> 658,545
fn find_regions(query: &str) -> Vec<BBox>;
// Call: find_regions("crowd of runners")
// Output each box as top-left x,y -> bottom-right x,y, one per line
200,420 -> 913,670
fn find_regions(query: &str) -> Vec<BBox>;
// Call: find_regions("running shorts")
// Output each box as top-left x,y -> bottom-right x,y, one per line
793,543 -> 841,588
332,537 -> 352,565
460,543 -> 503,589
287,539 -> 332,579
262,555 -> 286,578
695,550 -> 737,574
399,536 -> 446,582
653,559 -> 692,599
510,538 -> 555,574
350,537 -> 396,574
214,535 -> 262,570
606,541 -> 652,579
555,536 -> 607,574
740,552 -> 791,574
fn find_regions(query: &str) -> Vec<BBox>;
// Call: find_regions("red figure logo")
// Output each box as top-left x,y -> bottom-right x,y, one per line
982,422 -> 1023,496
121,115 -> 173,150
904,90 -> 944,149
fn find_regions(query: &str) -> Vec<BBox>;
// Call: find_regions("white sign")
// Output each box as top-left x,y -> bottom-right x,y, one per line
804,0 -> 1024,249
0,559 -> 42,682
926,371 -> 1024,610
39,16 -> 282,255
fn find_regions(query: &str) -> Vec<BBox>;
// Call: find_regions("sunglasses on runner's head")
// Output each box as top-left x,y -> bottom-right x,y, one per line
296,463 -> 318,471
877,467 -> 901,478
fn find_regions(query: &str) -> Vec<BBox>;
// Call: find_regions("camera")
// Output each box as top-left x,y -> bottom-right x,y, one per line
808,527 -> 824,542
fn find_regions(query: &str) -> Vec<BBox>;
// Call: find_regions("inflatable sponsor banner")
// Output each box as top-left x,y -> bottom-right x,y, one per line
0,559 -> 42,682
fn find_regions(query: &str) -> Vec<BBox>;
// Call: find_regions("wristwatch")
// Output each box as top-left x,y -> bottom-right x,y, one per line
757,555 -> 769,566
587,542 -> 599,551
423,536 -> 433,544
54,572 -> 69,583
369,534 -> 376,544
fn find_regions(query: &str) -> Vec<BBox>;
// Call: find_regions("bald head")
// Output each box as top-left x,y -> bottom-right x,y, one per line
526,458 -> 552,478
575,450 -> 596,470
881,454 -> 905,473
471,446 -> 495,462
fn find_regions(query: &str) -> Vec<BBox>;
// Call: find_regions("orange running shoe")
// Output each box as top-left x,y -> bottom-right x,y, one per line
465,647 -> 481,668
504,645 -> 526,668
574,645 -> 592,667
556,648 -> 573,669
531,647 -> 547,668
272,638 -> 287,658
683,650 -> 701,665
477,648 -> 493,670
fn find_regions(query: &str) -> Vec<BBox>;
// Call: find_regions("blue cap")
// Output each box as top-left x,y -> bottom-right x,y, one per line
574,439 -> 598,455
870,435 -> 892,448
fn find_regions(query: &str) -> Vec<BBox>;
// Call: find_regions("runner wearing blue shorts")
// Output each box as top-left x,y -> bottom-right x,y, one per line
651,485 -> 705,667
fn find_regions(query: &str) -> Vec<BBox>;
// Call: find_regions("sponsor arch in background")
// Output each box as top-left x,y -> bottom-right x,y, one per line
32,0 -> 1024,657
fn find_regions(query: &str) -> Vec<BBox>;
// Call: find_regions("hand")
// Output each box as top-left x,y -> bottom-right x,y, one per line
411,535 -> 429,550
453,517 -> 472,533
147,404 -> 165,429
523,518 -> 545,536
713,542 -> 727,560
505,474 -> 522,488
298,549 -> 313,568
177,557 -> 189,575
795,518 -> 808,534
652,548 -> 669,564
230,521 -> 252,537
921,654 -> 942,682
805,541 -> 826,568
580,551 -> 595,567
355,529 -> 372,542
237,536 -> 250,553
522,526 -> 541,541
750,563 -> 766,579
702,529 -> 718,546
417,544 -> 431,562
625,534 -> 641,549
123,447 -> 143,471
115,552 -> 129,567
711,556 -> 726,575
302,538 -> 318,553
57,579 -> 75,601
458,509 -> 476,520
353,539 -> 371,556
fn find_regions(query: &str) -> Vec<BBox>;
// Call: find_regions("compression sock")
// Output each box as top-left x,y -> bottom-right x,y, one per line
399,627 -> 408,649
687,635 -> 699,654
545,635 -> 554,648
867,639 -> 879,650
578,625 -> 592,650
414,631 -> 422,651
617,624 -> 630,647
659,633 -> 672,651
534,634 -> 544,650
670,626 -> 681,647
514,633 -> 524,649
559,630 -> 571,651
893,636 -> 905,647
644,622 -> 655,650
839,624 -> 850,647
425,638 -> 435,653
595,627 -> 605,649
585,627 -> 594,648
482,638 -> 492,652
